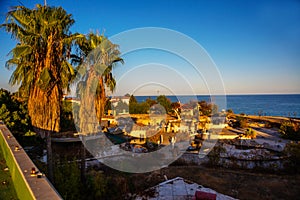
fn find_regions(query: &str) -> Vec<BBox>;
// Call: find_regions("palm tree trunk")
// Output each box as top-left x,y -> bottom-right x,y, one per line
28,85 -> 61,183
95,77 -> 106,125
79,69 -> 99,134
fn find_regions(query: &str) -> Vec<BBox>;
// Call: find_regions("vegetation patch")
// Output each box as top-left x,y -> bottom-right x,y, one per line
0,147 -> 18,200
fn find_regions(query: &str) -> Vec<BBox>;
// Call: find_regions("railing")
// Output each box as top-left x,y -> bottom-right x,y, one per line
0,122 -> 62,200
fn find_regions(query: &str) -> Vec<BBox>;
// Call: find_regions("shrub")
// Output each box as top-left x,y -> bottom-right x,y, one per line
279,121 -> 300,141
244,128 -> 257,139
198,100 -> 218,116
227,109 -> 234,114
86,170 -> 107,199
54,158 -> 83,200
156,95 -> 172,113
232,116 -> 248,128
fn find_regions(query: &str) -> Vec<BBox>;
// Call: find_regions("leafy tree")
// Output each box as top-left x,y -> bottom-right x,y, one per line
0,89 -> 31,135
129,102 -> 149,114
1,4 -> 83,182
156,95 -> 171,113
129,94 -> 137,104
146,97 -> 157,107
198,100 -> 212,116
129,95 -> 150,114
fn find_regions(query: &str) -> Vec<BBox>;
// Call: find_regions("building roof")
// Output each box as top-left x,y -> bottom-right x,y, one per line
133,177 -> 236,200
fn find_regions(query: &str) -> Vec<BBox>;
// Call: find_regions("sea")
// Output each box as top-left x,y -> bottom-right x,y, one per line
135,94 -> 300,118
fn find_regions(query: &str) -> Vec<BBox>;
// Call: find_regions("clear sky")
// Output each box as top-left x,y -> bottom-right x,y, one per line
0,0 -> 299,95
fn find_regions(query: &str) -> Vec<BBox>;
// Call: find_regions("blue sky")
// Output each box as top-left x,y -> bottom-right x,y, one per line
0,0 -> 299,95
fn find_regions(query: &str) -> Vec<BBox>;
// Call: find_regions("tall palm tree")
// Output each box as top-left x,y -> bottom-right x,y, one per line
75,33 -> 123,133
74,33 -> 123,182
1,4 -> 82,182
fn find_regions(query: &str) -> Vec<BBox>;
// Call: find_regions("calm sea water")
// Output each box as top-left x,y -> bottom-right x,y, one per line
135,94 -> 300,118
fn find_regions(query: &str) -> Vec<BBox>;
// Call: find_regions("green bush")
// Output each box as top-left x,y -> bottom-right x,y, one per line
85,170 -> 107,199
232,116 -> 248,128
54,158 -> 82,200
227,109 -> 234,114
0,89 -> 31,135
0,146 -> 18,200
129,102 -> 150,114
244,128 -> 257,139
279,121 -> 300,141
156,95 -> 172,113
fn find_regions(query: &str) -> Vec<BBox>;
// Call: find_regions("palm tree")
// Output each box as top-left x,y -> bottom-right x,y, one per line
75,33 -> 123,133
1,4 -> 82,182
74,33 -> 123,182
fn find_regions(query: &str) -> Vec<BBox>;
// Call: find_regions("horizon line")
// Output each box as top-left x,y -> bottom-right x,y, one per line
111,92 -> 300,97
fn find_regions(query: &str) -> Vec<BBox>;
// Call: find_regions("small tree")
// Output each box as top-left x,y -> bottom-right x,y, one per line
156,95 -> 172,113
227,109 -> 234,114
198,100 -> 211,116
146,97 -> 157,107
244,128 -> 257,139
129,94 -> 137,104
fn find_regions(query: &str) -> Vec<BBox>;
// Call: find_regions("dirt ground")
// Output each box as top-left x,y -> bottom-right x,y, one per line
158,166 -> 300,200
99,164 -> 300,200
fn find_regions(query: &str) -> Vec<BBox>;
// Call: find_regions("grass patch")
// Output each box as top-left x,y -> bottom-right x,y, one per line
0,147 -> 18,200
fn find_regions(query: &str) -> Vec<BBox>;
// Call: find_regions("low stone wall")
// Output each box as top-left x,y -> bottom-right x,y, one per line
0,122 -> 62,200
219,157 -> 285,170
176,152 -> 208,165
177,152 -> 286,171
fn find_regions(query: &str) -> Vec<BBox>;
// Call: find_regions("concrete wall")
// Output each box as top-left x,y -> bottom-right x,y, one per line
0,122 -> 62,200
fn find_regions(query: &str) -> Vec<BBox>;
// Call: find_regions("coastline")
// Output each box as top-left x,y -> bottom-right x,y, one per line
133,94 -> 300,118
